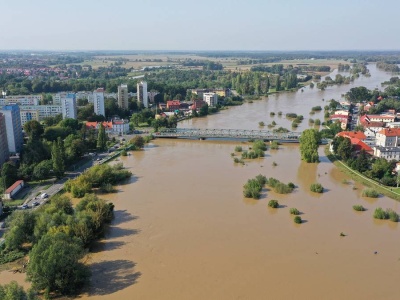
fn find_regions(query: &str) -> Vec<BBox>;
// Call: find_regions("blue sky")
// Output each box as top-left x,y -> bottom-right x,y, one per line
1,0 -> 399,51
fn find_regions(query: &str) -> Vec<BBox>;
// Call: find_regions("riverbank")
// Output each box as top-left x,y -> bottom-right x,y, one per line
324,146 -> 400,201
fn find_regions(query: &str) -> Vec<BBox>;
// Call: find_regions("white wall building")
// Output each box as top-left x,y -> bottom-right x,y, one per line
203,92 -> 218,107
376,128 -> 400,147
93,88 -> 105,117
61,93 -> 77,119
112,119 -> 130,134
0,95 -> 40,106
118,84 -> 129,110
20,109 -> 40,126
20,105 -> 62,120
137,81 -> 148,108
0,105 -> 23,154
373,146 -> 400,160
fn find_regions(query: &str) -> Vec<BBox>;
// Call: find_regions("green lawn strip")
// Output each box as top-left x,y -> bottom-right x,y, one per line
324,147 -> 400,201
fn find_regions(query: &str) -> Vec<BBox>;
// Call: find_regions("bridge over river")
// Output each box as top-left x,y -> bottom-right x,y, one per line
154,128 -> 328,144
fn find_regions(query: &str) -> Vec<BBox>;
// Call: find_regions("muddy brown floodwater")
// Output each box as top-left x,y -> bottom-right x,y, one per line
2,65 -> 400,299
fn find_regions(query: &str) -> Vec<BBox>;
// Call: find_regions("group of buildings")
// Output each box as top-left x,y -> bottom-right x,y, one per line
330,100 -> 400,162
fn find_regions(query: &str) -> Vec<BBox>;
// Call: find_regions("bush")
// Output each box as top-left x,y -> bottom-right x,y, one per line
289,208 -> 300,215
234,146 -> 243,152
286,113 -> 297,119
270,141 -> 279,150
310,183 -> 324,193
388,209 -> 399,222
259,121 -> 265,127
255,174 -> 267,185
253,140 -> 267,151
0,249 -> 25,264
268,200 -> 279,208
243,178 -> 264,199
278,111 -> 282,116
373,207 -> 388,219
288,182 -> 295,189
291,122 -> 298,128
312,106 -> 322,111
353,205 -> 365,211
294,216 -> 302,224
270,112 -> 275,116
309,118 -> 315,124
314,119 -> 321,125
121,150 -> 128,156
272,161 -> 277,166
362,189 -> 379,198
266,177 -> 295,194
271,121 -> 277,126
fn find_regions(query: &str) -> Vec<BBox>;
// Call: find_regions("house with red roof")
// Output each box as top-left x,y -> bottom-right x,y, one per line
336,131 -> 366,140
376,128 -> 400,147
166,100 -> 181,112
4,180 -> 24,200
334,131 -> 372,155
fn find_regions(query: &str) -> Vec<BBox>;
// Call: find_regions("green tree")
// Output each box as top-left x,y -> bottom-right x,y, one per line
23,120 -> 43,141
299,129 -> 320,163
337,137 -> 353,160
96,124 -> 107,151
131,136 -> 145,149
32,160 -> 52,181
0,281 -> 38,300
51,140 -> 65,179
1,162 -> 18,189
199,104 -> 209,116
27,232 -> 90,295
4,211 -> 36,250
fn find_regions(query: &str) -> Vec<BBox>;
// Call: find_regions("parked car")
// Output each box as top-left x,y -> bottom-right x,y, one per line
32,201 -> 39,207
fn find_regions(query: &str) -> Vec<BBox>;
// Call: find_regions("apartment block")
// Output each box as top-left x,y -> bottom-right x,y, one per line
137,81 -> 148,108
0,105 -> 23,154
61,93 -> 77,119
0,113 -> 10,167
118,84 -> 129,110
93,88 -> 105,117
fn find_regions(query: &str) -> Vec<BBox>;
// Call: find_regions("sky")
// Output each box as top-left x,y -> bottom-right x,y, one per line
1,0 -> 399,51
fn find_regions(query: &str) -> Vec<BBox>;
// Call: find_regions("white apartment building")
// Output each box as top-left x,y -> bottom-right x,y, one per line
137,81 -> 148,108
373,146 -> 400,160
203,92 -> 218,107
20,109 -> 40,126
376,128 -> 400,147
93,88 -> 105,117
118,84 -> 129,110
0,105 -> 23,154
0,96 -> 40,106
61,93 -> 77,119
112,119 -> 130,134
4,95 -> 42,105
20,105 -> 62,120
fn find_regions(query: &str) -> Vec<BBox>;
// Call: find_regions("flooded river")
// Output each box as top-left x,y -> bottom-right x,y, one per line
3,65 -> 400,299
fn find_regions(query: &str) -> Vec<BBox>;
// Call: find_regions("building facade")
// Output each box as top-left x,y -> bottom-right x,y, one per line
376,128 -> 400,147
61,93 -> 77,119
0,105 -> 23,154
0,113 -> 9,167
137,81 -> 148,108
93,88 -> 105,117
118,84 -> 129,110
19,109 -> 40,126
19,105 -> 62,121
373,146 -> 400,160
203,92 -> 218,107
0,95 -> 40,106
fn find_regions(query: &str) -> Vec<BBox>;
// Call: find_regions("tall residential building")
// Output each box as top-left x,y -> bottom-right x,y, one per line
118,84 -> 129,110
137,81 -> 148,108
203,92 -> 218,107
0,113 -> 10,166
93,88 -> 105,117
0,105 -> 23,154
61,93 -> 77,119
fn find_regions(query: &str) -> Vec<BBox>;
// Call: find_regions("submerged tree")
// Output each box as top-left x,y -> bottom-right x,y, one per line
299,129 -> 320,163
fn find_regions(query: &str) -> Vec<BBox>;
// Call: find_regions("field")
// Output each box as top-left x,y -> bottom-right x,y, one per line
77,53 -> 348,75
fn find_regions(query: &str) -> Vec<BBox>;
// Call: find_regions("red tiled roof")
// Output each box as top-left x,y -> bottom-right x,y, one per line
5,180 -> 24,194
359,115 -> 385,128
337,131 -> 366,140
351,138 -> 373,152
167,100 -> 180,106
377,128 -> 400,137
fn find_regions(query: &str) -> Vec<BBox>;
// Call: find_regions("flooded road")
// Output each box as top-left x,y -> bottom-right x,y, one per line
3,64 -> 400,299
